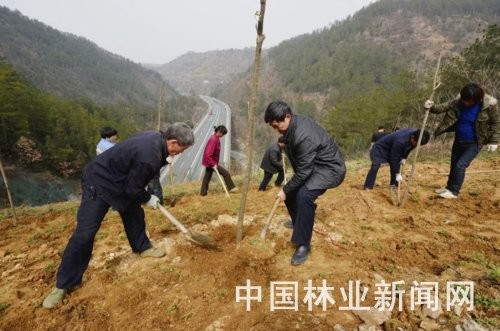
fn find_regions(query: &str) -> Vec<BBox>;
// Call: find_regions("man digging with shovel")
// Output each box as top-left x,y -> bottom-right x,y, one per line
264,101 -> 346,265
42,123 -> 194,309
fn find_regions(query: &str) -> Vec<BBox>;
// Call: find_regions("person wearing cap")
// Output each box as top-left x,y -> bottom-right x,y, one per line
42,123 -> 194,309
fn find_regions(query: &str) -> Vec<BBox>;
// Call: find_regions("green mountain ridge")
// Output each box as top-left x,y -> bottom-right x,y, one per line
0,6 -> 177,106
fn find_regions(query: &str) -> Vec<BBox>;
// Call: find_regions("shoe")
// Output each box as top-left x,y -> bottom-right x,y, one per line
283,220 -> 293,229
229,187 -> 238,193
140,246 -> 166,258
439,189 -> 457,199
42,287 -> 67,308
435,187 -> 447,194
291,245 -> 310,266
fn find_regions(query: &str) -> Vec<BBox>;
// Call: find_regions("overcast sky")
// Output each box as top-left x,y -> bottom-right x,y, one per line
0,0 -> 376,64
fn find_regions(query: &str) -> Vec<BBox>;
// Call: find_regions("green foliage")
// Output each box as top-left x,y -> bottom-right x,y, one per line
0,303 -> 9,312
325,72 -> 427,155
441,24 -> 500,95
0,6 -> 177,106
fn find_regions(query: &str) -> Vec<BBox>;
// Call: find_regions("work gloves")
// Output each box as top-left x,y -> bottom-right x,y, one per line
487,144 -> 498,152
424,100 -> 434,109
399,159 -> 406,165
145,195 -> 160,209
396,173 -> 403,183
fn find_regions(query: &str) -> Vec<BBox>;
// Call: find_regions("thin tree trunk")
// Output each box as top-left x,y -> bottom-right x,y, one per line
157,82 -> 164,131
0,157 -> 18,225
400,52 -> 442,207
237,0 -> 266,242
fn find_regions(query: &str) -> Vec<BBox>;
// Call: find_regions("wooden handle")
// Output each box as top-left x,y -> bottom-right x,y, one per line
214,168 -> 230,198
260,198 -> 281,239
157,204 -> 189,235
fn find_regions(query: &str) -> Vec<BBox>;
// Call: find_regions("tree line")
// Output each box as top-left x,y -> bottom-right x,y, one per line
0,59 -> 202,177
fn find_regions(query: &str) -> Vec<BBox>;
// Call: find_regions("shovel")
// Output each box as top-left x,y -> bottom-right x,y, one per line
260,198 -> 281,239
281,152 -> 287,184
214,167 -> 230,198
157,204 -> 217,249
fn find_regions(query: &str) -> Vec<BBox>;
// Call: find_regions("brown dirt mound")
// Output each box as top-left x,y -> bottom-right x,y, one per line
0,158 -> 498,330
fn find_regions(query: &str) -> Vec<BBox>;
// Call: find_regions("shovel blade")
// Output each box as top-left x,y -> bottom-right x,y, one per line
187,232 -> 218,249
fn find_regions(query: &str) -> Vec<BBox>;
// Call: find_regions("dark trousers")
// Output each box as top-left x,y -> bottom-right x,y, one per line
258,170 -> 284,191
363,163 -> 381,189
200,165 -> 235,196
284,186 -> 326,247
56,181 -> 151,289
446,141 -> 479,195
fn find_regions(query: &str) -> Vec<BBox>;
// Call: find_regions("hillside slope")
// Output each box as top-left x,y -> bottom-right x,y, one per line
0,6 -> 177,106
0,156 -> 498,330
157,48 -> 258,95
216,0 -> 500,155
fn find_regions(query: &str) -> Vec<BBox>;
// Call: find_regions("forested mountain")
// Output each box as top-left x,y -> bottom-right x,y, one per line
157,48 -> 259,95
215,0 -> 500,156
0,6 -> 206,178
0,6 -> 177,106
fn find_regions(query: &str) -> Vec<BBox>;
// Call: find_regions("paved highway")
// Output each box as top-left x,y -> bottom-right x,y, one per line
161,96 -> 231,184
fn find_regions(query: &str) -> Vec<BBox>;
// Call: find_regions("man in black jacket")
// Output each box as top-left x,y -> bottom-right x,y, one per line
258,136 -> 286,191
43,123 -> 195,309
264,101 -> 346,265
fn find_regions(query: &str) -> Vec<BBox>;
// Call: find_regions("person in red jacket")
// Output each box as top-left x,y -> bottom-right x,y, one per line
200,125 -> 237,196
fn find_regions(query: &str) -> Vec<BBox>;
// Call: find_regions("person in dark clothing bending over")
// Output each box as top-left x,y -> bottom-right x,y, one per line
43,123 -> 195,309
258,136 -> 286,191
363,128 -> 430,190
264,101 -> 346,266
424,83 -> 498,199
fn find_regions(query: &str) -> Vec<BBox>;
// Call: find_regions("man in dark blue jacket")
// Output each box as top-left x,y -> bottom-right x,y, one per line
363,128 -> 430,190
43,123 -> 194,309
265,101 -> 346,266
258,136 -> 286,191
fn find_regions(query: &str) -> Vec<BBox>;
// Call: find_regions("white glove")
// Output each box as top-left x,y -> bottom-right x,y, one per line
399,159 -> 406,165
145,195 -> 160,209
424,100 -> 434,109
487,144 -> 498,152
396,173 -> 403,183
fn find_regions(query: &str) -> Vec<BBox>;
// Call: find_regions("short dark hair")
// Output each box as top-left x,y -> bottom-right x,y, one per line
460,83 -> 484,104
214,125 -> 228,135
100,126 -> 117,139
264,101 -> 292,123
163,122 -> 195,147
411,129 -> 431,145
278,136 -> 286,144
378,126 -> 385,130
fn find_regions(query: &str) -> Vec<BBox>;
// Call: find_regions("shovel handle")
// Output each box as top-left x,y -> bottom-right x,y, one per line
260,198 -> 281,239
214,167 -> 230,198
157,204 -> 190,235
281,153 -> 287,184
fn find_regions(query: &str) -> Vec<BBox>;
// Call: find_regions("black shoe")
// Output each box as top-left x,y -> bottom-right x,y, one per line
283,220 -> 293,229
291,245 -> 310,265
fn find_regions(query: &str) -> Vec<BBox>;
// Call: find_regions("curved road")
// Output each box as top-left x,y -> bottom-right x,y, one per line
162,96 -> 231,184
